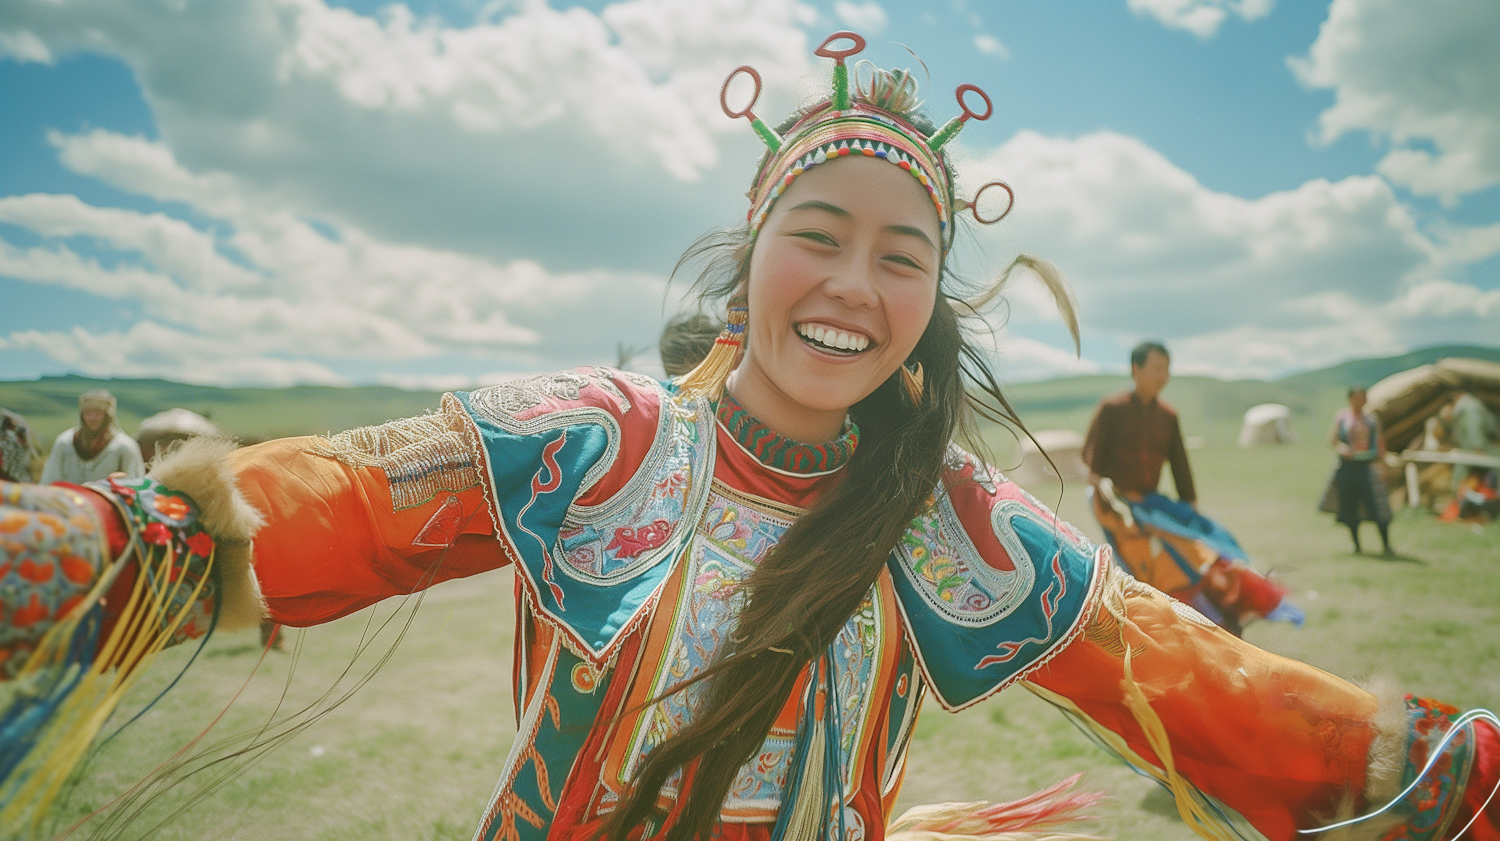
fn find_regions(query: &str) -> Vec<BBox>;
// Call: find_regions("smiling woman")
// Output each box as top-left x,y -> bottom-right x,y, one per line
3,29 -> 1499,841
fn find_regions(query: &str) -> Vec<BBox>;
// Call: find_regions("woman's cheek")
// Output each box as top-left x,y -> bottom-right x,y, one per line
889,283 -> 937,350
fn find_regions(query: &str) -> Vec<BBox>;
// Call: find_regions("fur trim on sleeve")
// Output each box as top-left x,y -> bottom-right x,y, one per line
1311,678 -> 1410,841
148,436 -> 267,631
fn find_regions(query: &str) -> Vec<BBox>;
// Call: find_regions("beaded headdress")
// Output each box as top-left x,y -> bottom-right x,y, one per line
731,32 -> 1015,250
677,31 -> 1017,398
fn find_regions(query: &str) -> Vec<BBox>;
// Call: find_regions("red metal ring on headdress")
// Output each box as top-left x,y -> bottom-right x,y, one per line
969,181 -> 1014,224
814,31 -> 866,63
955,84 -> 993,123
721,66 -> 764,120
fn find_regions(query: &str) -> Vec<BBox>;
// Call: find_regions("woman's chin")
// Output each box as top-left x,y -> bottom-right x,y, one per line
775,377 -> 879,417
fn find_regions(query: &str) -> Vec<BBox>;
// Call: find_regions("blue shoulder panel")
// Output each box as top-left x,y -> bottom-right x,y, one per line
455,375 -> 714,664
888,491 -> 1101,711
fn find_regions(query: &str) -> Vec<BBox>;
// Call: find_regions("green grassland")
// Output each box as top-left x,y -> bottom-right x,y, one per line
39,439 -> 1499,841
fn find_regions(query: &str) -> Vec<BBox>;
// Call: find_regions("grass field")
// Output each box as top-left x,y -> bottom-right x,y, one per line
39,438 -> 1498,841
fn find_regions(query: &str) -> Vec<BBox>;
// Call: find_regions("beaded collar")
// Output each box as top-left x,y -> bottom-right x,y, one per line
716,391 -> 859,475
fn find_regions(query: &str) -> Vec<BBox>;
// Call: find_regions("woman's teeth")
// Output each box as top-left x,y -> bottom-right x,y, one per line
796,323 -> 870,353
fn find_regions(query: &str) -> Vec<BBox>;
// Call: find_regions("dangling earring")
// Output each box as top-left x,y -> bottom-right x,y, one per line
676,297 -> 748,398
900,361 -> 925,404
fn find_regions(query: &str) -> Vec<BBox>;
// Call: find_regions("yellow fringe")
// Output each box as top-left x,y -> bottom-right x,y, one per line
0,539 -> 216,836
674,306 -> 747,398
782,707 -> 827,841
1118,647 -> 1240,841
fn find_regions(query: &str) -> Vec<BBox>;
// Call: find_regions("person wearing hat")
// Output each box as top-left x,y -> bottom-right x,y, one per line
39,388 -> 145,485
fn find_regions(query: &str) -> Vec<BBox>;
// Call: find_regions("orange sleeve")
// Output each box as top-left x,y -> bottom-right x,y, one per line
230,436 -> 501,627
1028,564 -> 1376,841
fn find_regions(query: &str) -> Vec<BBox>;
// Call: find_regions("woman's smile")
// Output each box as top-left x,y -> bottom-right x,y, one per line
793,321 -> 874,355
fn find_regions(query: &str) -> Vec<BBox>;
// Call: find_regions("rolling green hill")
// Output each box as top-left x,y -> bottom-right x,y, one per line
0,375 -> 444,448
3,344 -> 1496,461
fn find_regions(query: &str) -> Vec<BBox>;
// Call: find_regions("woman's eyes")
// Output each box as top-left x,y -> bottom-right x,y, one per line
790,231 -> 930,273
792,230 -> 838,246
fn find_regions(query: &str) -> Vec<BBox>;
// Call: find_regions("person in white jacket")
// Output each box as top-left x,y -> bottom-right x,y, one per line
39,388 -> 144,484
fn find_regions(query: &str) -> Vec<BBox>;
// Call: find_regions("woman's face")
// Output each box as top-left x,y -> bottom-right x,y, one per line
80,407 -> 108,432
1349,390 -> 1367,412
730,155 -> 941,442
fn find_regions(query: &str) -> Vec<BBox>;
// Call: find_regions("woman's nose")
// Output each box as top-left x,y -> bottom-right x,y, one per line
821,257 -> 879,308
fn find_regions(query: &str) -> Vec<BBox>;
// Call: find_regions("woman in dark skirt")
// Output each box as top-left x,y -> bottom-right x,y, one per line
1320,384 -> 1394,554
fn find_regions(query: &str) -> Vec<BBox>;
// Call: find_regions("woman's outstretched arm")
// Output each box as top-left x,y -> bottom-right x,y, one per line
1026,561 -> 1497,841
230,405 -> 500,627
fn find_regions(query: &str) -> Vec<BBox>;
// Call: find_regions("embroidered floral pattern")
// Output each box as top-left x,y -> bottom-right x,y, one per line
717,391 -> 858,474
0,481 -> 106,679
557,397 -> 706,584
1376,695 -> 1476,841
895,493 -> 1038,625
94,475 -> 219,647
622,489 -> 882,817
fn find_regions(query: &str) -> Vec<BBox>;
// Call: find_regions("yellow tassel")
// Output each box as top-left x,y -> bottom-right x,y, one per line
0,540 -> 216,836
901,362 -> 925,404
1118,647 -> 1240,841
782,685 -> 827,841
674,302 -> 747,398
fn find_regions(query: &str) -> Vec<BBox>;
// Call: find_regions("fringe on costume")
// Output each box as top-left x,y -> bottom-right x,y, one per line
314,406 -> 480,512
886,774 -> 1106,841
0,472 -> 227,838
1023,561 -> 1267,841
1362,678 -> 1409,809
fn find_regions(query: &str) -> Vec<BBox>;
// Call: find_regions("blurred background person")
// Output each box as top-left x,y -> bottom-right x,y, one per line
1450,389 -> 1499,491
657,312 -> 721,379
1320,385 -> 1393,555
39,389 -> 145,484
1084,341 -> 1300,634
0,407 -> 38,482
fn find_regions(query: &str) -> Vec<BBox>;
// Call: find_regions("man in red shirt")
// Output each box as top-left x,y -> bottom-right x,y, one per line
1084,342 -> 1300,635
1083,342 -> 1196,506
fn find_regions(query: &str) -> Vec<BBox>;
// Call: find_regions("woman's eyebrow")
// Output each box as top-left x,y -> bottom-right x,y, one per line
886,224 -> 936,250
786,200 -> 851,218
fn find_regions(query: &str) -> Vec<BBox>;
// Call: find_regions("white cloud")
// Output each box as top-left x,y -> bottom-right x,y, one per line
1291,0 -> 1500,202
992,336 -> 1101,383
0,27 -> 51,62
0,0 -> 816,272
3,323 -> 348,388
0,133 -> 680,385
833,1 -> 887,34
973,34 -> 1009,59
1127,0 -> 1273,38
956,130 -> 1498,378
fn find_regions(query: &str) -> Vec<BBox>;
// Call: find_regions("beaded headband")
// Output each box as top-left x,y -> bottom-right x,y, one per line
677,32 -> 1020,398
723,31 -> 1016,254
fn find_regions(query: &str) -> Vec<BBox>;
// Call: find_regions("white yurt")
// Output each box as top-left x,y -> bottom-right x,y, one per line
1237,403 -> 1296,447
1008,429 -> 1090,487
136,408 -> 225,462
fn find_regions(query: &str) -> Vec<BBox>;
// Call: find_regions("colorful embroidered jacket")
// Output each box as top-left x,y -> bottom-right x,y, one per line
4,367 -> 1497,841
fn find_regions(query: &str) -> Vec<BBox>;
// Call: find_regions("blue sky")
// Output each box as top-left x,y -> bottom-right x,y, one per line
1,0 -> 1497,387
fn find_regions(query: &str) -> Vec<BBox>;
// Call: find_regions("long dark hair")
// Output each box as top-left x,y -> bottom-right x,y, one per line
603,71 -> 1039,841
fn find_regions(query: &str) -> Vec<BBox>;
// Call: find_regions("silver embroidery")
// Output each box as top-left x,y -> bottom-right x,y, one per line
471,371 -> 592,417
593,368 -> 633,414
316,404 -> 480,511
